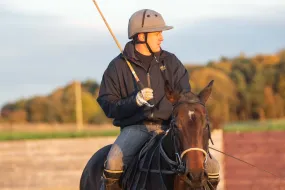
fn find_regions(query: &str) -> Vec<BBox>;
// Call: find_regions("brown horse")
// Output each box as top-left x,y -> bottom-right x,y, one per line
80,80 -> 217,190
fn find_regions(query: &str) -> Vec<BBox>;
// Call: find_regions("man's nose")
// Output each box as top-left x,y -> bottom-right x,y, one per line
159,34 -> 164,41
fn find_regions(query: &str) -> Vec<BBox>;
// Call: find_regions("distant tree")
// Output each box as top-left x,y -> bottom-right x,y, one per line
231,58 -> 256,84
190,67 -> 239,128
1,99 -> 27,120
8,110 -> 27,123
26,97 -> 50,122
263,65 -> 277,86
1,103 -> 15,118
220,56 -> 229,62
229,70 -> 251,120
275,58 -> 285,113
263,86 -> 277,119
277,74 -> 285,113
277,49 -> 285,62
248,69 -> 266,120
230,70 -> 247,92
81,79 -> 99,96
60,84 -> 76,123
274,94 -> 285,118
207,61 -> 214,66
81,91 -> 99,123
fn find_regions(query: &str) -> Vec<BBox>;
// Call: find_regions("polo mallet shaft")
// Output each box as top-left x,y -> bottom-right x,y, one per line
92,0 -> 142,86
92,0 -> 154,107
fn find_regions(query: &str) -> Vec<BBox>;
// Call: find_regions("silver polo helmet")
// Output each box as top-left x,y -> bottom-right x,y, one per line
128,9 -> 173,39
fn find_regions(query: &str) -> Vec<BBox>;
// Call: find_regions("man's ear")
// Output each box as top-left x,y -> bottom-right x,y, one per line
137,33 -> 145,42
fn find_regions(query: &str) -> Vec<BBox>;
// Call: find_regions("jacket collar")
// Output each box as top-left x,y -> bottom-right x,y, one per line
121,41 -> 168,65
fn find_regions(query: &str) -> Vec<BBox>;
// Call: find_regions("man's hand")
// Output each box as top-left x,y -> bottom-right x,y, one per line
136,88 -> 154,106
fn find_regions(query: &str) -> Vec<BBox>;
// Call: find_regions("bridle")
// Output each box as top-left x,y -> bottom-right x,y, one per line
159,99 -> 213,188
181,148 -> 208,163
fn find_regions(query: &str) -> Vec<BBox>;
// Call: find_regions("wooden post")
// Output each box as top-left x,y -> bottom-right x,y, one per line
75,80 -> 83,131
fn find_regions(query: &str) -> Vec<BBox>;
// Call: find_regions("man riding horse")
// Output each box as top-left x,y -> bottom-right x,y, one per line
97,9 -> 220,189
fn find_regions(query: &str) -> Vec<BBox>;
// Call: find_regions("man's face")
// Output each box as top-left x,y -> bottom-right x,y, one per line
147,31 -> 164,52
138,31 -> 164,53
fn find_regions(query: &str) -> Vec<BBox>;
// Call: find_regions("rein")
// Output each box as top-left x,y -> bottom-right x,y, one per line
209,147 -> 284,179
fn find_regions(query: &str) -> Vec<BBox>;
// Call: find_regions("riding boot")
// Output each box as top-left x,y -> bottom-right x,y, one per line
100,169 -> 123,190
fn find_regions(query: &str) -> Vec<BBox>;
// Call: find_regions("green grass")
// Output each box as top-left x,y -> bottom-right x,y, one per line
223,119 -> 285,132
0,129 -> 120,141
2,119 -> 285,141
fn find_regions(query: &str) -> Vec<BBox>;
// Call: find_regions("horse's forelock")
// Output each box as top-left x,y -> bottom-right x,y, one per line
180,91 -> 200,103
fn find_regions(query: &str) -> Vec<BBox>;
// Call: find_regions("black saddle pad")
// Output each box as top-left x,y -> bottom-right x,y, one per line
120,131 -> 175,190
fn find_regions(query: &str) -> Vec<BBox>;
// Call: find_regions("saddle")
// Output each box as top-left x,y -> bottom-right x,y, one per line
120,129 -> 176,190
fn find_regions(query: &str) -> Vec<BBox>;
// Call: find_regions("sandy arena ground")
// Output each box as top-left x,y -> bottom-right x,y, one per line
0,130 -> 225,190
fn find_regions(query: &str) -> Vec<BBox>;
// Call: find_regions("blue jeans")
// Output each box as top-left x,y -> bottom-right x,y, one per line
106,124 -> 166,171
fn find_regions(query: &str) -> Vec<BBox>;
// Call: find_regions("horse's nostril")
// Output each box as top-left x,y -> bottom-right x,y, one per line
204,170 -> 208,178
187,172 -> 193,180
200,171 -> 204,180
188,172 -> 204,182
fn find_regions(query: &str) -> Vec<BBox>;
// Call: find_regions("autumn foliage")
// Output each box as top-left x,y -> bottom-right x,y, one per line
1,50 -> 285,128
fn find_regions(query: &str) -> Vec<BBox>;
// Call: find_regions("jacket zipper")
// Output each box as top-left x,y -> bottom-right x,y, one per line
147,72 -> 154,119
147,55 -> 159,88
132,55 -> 159,119
147,55 -> 159,119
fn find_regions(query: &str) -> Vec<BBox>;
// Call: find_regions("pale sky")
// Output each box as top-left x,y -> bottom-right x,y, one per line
2,0 -> 285,31
1,0 -> 285,107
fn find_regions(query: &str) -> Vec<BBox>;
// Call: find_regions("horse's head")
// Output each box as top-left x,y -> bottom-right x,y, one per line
165,80 -> 213,188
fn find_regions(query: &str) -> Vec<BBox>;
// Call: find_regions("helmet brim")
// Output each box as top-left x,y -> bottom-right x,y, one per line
129,25 -> 173,39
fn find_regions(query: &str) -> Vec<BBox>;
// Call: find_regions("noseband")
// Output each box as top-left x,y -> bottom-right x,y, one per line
181,148 -> 208,163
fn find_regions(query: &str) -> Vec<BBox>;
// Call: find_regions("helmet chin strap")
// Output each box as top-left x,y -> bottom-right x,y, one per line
143,33 -> 155,56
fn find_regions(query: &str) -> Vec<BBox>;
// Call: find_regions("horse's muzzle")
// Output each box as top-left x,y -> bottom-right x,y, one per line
186,170 -> 208,188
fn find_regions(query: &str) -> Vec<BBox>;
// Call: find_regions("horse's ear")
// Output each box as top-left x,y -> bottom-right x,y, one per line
165,81 -> 181,104
198,80 -> 214,104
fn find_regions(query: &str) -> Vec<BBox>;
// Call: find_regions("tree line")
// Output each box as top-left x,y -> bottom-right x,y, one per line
1,50 -> 285,128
